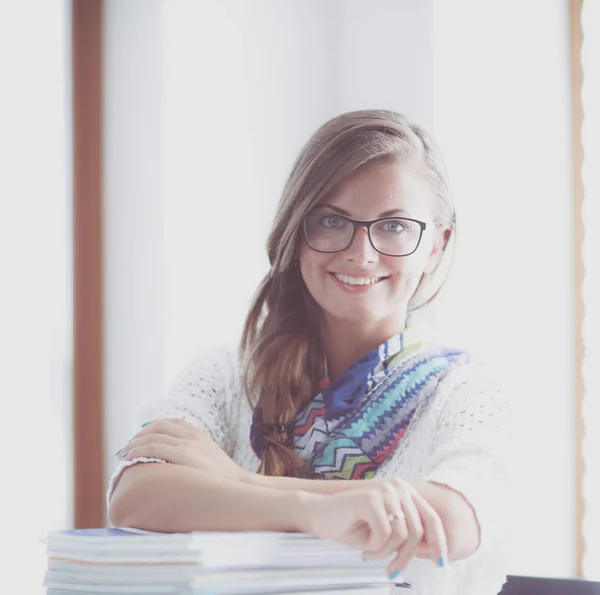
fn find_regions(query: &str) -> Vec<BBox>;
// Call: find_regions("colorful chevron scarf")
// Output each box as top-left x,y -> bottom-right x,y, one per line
250,325 -> 469,480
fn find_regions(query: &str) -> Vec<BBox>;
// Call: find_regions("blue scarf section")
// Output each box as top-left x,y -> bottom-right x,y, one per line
250,326 -> 469,479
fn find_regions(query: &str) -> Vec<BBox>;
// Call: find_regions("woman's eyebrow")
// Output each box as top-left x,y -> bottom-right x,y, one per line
317,203 -> 409,217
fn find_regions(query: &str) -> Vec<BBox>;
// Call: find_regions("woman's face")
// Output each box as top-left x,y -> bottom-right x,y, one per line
299,161 -> 445,331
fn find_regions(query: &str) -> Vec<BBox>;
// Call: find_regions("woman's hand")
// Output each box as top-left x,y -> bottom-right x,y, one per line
115,418 -> 250,482
300,478 -> 448,577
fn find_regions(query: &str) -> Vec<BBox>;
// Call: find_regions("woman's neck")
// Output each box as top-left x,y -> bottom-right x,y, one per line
321,314 -> 406,380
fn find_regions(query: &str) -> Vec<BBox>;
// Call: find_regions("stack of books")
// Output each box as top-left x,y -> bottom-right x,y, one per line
42,528 -> 411,594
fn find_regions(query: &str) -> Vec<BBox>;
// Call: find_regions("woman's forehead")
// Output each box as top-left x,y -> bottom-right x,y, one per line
318,163 -> 434,219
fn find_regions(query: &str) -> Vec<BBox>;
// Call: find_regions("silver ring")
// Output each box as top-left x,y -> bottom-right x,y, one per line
388,512 -> 405,522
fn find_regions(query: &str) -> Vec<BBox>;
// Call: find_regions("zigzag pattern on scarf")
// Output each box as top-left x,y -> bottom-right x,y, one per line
249,326 -> 470,478
294,425 -> 329,459
347,355 -> 462,441
310,438 -> 375,480
307,350 -> 467,480
294,401 -> 327,437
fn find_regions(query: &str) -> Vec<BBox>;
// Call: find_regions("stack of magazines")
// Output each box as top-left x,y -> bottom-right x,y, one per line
42,528 -> 411,594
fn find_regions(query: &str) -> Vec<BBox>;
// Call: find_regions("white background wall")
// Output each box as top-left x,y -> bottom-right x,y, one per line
332,0 -> 434,127
161,0 -> 435,381
432,0 -> 575,577
1,1 -> 72,592
101,0 -> 578,579
103,0 -> 165,490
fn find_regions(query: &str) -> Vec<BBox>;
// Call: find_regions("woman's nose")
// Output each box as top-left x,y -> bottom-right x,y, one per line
344,226 -> 378,264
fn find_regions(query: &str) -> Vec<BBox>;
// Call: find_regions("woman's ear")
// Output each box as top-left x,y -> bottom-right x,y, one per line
424,227 -> 451,274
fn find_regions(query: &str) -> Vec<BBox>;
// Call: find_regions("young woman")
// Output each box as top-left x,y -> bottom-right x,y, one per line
108,110 -> 509,594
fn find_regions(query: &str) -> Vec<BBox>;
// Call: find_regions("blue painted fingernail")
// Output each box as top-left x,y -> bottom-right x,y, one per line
121,451 -> 129,458
388,570 -> 402,581
141,421 -> 150,427
438,555 -> 447,567
362,557 -> 372,562
114,448 -> 122,456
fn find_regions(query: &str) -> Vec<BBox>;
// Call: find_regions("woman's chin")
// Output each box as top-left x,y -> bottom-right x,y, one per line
323,304 -> 385,323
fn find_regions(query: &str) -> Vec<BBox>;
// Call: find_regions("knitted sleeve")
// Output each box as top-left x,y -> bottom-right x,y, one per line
381,363 -> 511,556
106,346 -> 243,507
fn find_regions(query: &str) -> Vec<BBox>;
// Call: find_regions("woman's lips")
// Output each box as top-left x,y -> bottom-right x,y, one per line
329,272 -> 388,294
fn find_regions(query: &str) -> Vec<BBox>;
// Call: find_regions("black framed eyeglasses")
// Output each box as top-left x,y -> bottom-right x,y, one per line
302,213 -> 427,257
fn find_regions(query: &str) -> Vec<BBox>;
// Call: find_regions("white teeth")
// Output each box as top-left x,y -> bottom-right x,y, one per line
334,273 -> 381,286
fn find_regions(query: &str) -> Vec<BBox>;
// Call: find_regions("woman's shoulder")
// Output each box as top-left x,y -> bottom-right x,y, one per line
439,355 -> 503,390
427,355 -> 510,435
439,354 -> 506,394
411,322 -> 505,396
132,345 -> 247,450
167,344 -> 244,399
177,343 -> 241,373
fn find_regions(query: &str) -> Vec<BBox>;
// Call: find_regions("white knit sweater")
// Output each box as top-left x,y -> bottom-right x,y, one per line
108,346 -> 510,595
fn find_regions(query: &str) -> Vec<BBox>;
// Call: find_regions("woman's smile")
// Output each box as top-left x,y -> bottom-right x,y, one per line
329,272 -> 389,294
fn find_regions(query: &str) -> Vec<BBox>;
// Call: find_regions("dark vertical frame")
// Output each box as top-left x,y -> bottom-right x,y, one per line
72,0 -> 105,528
569,0 -> 584,578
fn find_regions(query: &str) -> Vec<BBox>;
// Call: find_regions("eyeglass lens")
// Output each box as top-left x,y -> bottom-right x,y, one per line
304,214 -> 422,256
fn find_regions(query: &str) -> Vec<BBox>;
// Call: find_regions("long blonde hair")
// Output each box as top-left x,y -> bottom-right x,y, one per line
240,109 -> 456,477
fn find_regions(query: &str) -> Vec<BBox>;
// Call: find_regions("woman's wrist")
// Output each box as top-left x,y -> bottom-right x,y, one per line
235,466 -> 258,484
291,490 -> 325,535
241,473 -> 323,534
240,469 -> 263,487
246,472 -> 381,494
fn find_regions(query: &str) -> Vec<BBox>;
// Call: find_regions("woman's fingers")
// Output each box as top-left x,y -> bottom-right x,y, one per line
363,507 -> 409,560
306,483 -> 448,582
409,489 -> 448,566
387,488 -> 446,574
384,490 -> 423,574
123,419 -> 196,447
116,433 -> 181,459
163,418 -> 201,434
119,438 -> 183,464
146,418 -> 198,437
362,484 -> 409,559
309,490 -> 390,552
356,491 -> 392,553
305,480 -> 448,580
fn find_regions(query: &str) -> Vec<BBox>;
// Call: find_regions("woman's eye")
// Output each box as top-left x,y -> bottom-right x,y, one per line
383,220 -> 406,233
321,215 -> 345,228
